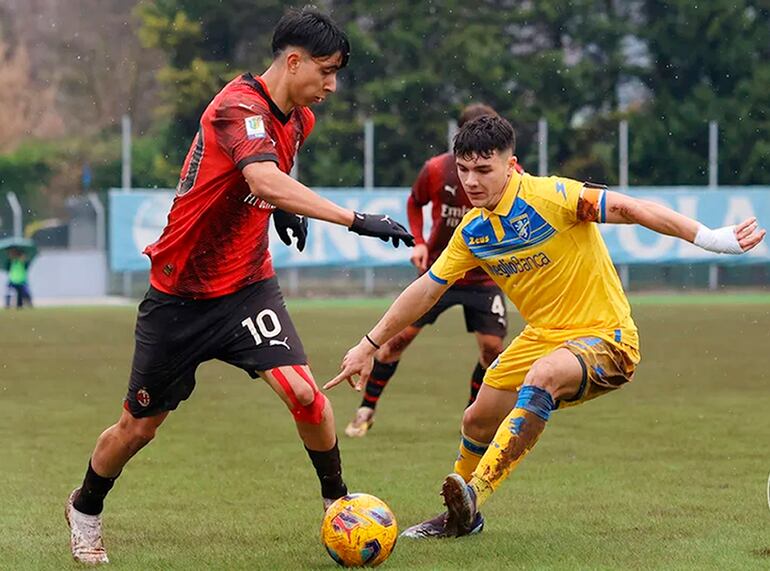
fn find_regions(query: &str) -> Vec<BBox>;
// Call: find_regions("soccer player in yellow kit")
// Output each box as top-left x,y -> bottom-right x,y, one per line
325,115 -> 766,538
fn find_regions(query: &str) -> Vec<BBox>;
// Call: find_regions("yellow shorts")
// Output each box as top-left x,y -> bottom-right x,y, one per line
483,328 -> 640,409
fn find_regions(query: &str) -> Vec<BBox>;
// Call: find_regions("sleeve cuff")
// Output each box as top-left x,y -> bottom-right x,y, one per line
428,270 -> 448,285
236,154 -> 279,170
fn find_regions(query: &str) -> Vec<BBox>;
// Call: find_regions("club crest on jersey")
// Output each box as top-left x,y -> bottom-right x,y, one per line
244,115 -> 266,140
136,388 -> 151,408
511,214 -> 531,241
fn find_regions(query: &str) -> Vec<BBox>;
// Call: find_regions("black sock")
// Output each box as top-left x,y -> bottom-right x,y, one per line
72,460 -> 120,516
305,440 -> 348,500
360,360 -> 399,410
467,361 -> 485,407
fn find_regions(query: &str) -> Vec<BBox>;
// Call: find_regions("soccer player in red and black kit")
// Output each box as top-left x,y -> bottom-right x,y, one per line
345,104 -> 522,438
64,8 -> 413,565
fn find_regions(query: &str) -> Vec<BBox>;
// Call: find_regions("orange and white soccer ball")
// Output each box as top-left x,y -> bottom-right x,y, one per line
321,493 -> 398,567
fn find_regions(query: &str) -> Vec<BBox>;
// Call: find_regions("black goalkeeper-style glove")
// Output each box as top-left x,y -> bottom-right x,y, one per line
273,209 -> 308,252
348,212 -> 415,248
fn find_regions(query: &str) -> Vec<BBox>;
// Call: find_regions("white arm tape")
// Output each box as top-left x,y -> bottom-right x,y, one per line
693,224 -> 743,254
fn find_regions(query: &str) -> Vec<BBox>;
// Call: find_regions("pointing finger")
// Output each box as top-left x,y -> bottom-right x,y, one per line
323,371 -> 350,390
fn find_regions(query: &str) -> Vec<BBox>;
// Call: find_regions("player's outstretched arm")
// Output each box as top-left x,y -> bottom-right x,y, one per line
324,273 -> 449,391
598,190 -> 766,254
243,161 -> 414,247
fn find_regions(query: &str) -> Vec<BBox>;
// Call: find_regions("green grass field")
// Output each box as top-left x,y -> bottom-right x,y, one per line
2,297 -> 770,570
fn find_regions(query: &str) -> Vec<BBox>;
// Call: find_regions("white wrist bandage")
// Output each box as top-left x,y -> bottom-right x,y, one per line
693,224 -> 743,254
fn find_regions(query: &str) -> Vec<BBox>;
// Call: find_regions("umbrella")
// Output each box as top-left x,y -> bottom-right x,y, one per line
0,237 -> 38,270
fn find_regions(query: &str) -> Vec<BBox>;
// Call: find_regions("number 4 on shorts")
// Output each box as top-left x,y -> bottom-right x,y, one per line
491,295 -> 505,317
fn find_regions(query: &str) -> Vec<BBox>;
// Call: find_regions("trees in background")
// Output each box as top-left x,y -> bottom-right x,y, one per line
135,0 -> 769,188
0,0 -> 164,216
133,0 -> 636,186
1,0 -> 769,209
631,0 -> 770,184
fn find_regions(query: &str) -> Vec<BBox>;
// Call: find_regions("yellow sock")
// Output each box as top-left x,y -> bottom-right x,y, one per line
453,433 -> 490,482
469,385 -> 554,508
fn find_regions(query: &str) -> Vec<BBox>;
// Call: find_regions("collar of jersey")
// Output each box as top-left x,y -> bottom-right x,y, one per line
480,170 -> 523,220
242,73 -> 292,125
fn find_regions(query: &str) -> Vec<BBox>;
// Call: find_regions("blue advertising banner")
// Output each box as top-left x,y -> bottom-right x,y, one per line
109,187 -> 770,272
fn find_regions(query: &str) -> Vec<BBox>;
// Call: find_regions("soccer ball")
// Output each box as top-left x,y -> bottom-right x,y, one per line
321,493 -> 398,567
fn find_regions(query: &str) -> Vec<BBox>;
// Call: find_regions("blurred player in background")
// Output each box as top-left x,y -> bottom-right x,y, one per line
65,8 -> 413,565
345,104 -> 523,438
327,114 -> 765,539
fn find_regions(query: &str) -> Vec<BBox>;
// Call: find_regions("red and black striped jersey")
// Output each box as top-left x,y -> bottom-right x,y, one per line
144,73 -> 315,299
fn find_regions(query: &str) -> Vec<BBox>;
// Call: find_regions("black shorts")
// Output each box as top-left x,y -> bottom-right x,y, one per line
413,284 -> 507,337
125,276 -> 306,418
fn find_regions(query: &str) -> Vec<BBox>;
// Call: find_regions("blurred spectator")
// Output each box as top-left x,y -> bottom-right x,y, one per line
5,247 -> 33,309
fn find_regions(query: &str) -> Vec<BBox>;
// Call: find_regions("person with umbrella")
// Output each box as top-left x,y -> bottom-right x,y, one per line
2,239 -> 35,309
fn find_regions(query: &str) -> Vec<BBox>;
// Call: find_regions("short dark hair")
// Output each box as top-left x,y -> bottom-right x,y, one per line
458,103 -> 497,127
272,7 -> 350,68
453,115 -> 516,160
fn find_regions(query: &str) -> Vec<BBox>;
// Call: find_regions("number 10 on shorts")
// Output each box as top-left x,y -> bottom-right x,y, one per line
241,309 -> 282,345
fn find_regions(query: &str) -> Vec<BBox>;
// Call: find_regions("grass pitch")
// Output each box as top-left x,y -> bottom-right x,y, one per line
1,296 -> 769,570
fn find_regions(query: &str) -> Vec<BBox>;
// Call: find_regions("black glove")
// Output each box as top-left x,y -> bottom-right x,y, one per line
348,212 -> 415,248
272,209 -> 308,252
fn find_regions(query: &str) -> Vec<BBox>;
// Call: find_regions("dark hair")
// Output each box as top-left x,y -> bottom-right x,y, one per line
272,7 -> 350,69
453,115 -> 516,159
458,103 -> 497,127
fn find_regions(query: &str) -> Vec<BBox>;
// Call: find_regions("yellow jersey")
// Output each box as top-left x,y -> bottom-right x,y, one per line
429,170 -> 638,350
